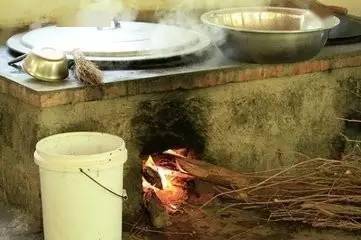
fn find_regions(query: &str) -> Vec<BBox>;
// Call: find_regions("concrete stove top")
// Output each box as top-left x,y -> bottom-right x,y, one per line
0,43 -> 361,108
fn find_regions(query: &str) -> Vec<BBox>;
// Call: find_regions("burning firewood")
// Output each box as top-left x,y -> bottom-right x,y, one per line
142,154 -> 193,212
142,148 -> 361,231
143,156 -> 163,189
164,149 -> 249,190
142,148 -> 249,219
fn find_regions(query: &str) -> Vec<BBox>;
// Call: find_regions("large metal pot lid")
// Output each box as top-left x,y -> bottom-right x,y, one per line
7,22 -> 211,62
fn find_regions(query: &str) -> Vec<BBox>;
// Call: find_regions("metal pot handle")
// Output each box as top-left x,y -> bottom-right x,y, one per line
8,54 -> 27,68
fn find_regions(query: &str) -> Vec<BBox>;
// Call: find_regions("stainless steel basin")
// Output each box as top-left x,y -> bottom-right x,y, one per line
201,7 -> 340,63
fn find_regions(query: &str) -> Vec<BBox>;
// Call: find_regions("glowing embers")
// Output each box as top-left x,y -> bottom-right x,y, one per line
142,149 -> 194,212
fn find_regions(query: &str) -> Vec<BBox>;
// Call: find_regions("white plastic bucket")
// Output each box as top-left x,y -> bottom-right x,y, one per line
34,132 -> 127,240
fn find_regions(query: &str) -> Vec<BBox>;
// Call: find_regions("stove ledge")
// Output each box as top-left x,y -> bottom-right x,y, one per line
0,43 -> 361,108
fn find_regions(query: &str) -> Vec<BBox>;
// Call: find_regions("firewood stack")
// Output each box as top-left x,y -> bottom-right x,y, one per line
143,149 -> 361,231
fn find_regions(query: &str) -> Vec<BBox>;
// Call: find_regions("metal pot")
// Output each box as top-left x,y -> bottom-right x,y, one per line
201,7 -> 340,63
8,47 -> 69,82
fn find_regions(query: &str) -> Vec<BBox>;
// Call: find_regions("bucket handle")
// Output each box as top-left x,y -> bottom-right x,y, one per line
79,168 -> 128,200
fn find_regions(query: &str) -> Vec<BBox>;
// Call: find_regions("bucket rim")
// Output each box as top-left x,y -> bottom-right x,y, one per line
35,132 -> 126,162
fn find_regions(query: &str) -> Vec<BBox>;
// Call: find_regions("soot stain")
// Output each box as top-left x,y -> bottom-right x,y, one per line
131,95 -> 208,155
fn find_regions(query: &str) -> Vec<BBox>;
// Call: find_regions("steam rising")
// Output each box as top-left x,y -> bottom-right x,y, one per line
53,0 -> 272,61
57,0 -> 271,27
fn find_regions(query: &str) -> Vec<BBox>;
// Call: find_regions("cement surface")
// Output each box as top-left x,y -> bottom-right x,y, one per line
0,46 -> 236,92
1,42 -> 361,108
1,42 -> 361,93
0,202 -> 42,240
125,204 -> 361,240
1,200 -> 360,240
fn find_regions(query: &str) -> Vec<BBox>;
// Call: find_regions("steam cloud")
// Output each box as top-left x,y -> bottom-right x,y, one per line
57,0 -> 271,27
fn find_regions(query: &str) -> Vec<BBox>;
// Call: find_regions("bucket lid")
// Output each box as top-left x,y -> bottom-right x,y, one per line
34,132 -> 127,170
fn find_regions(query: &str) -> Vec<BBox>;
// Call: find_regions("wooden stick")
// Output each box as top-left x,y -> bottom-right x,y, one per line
176,157 -> 249,189
143,166 -> 163,190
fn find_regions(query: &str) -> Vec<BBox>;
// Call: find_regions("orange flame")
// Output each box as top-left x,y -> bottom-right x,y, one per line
142,153 -> 193,210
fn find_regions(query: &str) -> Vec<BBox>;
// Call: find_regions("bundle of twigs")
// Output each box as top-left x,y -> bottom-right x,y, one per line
72,50 -> 103,86
205,155 -> 361,230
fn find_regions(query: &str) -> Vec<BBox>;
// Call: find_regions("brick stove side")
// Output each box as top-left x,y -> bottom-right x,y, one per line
1,66 -> 360,228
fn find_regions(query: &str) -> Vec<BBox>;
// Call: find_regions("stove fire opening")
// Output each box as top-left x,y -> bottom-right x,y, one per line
139,147 -> 221,234
142,149 -> 194,213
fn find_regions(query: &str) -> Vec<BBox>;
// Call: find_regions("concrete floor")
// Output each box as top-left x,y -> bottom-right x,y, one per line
1,200 -> 361,240
126,204 -> 361,240
0,202 -> 42,240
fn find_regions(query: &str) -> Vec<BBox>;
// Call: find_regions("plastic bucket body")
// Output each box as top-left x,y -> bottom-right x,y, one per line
34,132 -> 127,240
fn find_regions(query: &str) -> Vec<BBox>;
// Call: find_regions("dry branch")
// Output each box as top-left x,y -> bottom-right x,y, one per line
201,156 -> 361,231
